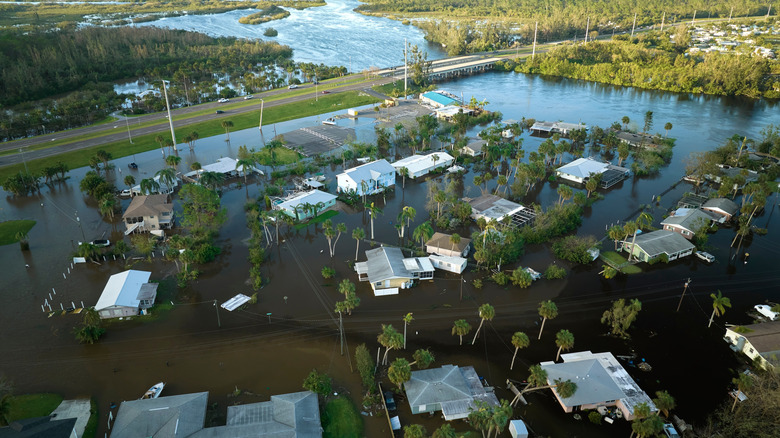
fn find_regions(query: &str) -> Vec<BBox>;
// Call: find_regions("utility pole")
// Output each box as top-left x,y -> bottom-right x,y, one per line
125,115 -> 133,144
729,6 -> 734,21
161,80 -> 177,152
75,212 -> 86,242
767,5 -> 772,19
676,278 -> 691,312
691,10 -> 696,26
532,22 -> 538,59
258,98 -> 264,131
339,311 -> 344,355
214,299 -> 221,327
403,38 -> 408,99
631,13 -> 637,37
584,17 -> 590,43
660,12 -> 665,32
460,276 -> 464,301
19,147 -> 29,175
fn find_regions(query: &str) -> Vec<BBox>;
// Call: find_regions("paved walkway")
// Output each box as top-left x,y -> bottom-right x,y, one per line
51,398 -> 91,437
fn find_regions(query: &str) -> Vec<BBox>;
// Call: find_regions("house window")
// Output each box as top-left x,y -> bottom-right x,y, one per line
375,282 -> 382,287
749,348 -> 754,353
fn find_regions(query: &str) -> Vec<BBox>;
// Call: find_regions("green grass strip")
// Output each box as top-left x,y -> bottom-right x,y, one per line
6,393 -> 64,422
293,210 -> 340,229
0,220 -> 36,245
321,396 -> 363,438
0,91 -> 380,182
600,250 -> 642,274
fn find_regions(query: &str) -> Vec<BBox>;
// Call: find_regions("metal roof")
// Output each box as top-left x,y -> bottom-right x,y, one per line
275,190 -> 337,212
339,159 -> 395,185
631,230 -> 695,258
392,152 -> 454,176
421,91 -> 459,107
95,270 -> 153,311
362,247 -> 432,284
556,157 -> 609,179
111,392 -> 208,438
661,208 -> 716,231
702,197 -> 738,215
404,365 -> 498,419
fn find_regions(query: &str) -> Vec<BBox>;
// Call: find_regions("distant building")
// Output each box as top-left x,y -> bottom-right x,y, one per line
111,391 -> 321,438
95,270 -> 158,319
621,230 -> 696,262
404,364 -> 499,421
183,157 -> 262,180
392,152 -> 454,179
425,232 -> 472,257
461,139 -> 486,157
555,157 -> 629,188
701,198 -> 739,222
337,159 -> 396,196
724,321 -> 780,369
464,194 -> 535,228
614,130 -> 663,149
530,121 -> 587,136
122,194 -> 174,235
661,208 -> 717,239
540,351 -> 657,421
131,174 -> 179,196
676,193 -> 709,209
420,91 -> 460,108
272,190 -> 338,220
355,247 -> 434,296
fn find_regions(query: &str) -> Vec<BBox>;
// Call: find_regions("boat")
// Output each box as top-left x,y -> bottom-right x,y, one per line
322,119 -> 336,126
141,382 -> 165,399
523,267 -> 542,281
695,251 -> 715,263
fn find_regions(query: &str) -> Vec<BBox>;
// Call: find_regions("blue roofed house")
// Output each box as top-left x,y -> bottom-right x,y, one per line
337,159 -> 396,196
420,91 -> 460,108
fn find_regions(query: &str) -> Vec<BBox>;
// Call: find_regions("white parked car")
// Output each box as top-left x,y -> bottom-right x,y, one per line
244,95 -> 253,100
695,251 -> 715,263
218,98 -> 229,103
288,84 -> 298,89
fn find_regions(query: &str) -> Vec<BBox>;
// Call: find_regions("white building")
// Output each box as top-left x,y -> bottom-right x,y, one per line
428,254 -> 468,274
183,156 -> 262,180
131,174 -> 179,196
272,190 -> 338,220
355,247 -> 434,296
555,157 -> 629,188
95,270 -> 158,319
337,159 -> 396,196
724,321 -> 780,369
392,152 -> 454,179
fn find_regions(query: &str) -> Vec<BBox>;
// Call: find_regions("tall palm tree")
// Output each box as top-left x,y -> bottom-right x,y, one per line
412,221 -> 434,252
627,212 -> 653,261
451,319 -> 471,345
472,303 -> 495,345
554,329 -> 575,361
139,178 -> 160,195
124,175 -> 136,193
653,390 -> 676,418
155,134 -> 167,156
235,158 -> 256,183
664,122 -> 673,137
199,171 -> 224,192
221,120 -> 234,142
399,167 -> 409,189
98,195 -> 116,219
708,290 -> 731,328
365,202 -> 382,239
378,324 -> 404,365
402,313 -> 414,349
352,228 -> 365,260
449,233 -> 461,253
607,225 -> 625,250
537,300 -> 558,340
155,168 -> 176,190
165,155 -> 181,169
510,332 -> 530,370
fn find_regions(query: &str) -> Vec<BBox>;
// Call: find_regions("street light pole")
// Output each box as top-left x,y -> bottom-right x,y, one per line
258,98 -> 264,132
75,212 -> 86,242
214,299 -> 221,328
676,278 -> 691,312
161,79 -> 177,151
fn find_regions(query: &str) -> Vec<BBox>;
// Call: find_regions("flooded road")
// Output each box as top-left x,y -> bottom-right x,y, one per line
1,71 -> 778,437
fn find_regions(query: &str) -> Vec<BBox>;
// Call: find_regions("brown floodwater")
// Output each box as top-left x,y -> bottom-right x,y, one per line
1,73 -> 778,437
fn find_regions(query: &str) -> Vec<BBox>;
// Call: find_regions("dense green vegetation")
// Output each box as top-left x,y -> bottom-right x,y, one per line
357,0 -> 774,42
5,393 -> 63,422
514,32 -> 779,99
321,397 -> 363,438
0,220 -> 35,246
238,5 -> 291,24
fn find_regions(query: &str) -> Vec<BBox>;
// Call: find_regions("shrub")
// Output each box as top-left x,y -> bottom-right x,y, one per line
588,411 -> 602,424
544,264 -> 567,279
552,235 -> 598,264
472,278 -> 483,289
321,266 -> 336,279
492,271 -> 508,285
263,27 -> 278,37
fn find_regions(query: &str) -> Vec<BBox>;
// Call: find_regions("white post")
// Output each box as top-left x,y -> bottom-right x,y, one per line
532,22 -> 538,59
729,6 -> 733,21
661,11 -> 665,32
584,17 -> 590,43
259,98 -> 264,132
60,303 -> 64,310
49,293 -> 52,300
63,273 -> 66,279
72,301 -> 75,308
162,79 -> 177,151
631,13 -> 637,37
52,287 -> 56,295
42,305 -> 45,312
81,301 -> 84,308
691,10 -> 696,25
403,38 -> 408,99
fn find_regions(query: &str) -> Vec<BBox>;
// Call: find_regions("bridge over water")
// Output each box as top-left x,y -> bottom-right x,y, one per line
375,54 -> 505,81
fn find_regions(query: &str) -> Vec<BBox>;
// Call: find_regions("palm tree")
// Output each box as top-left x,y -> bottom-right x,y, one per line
554,329 -> 575,361
731,373 -> 753,412
410,348 -> 435,369
396,206 -> 416,241
352,228 -> 365,260
653,390 -> 676,418
155,134 -> 167,155
451,319 -> 471,345
472,303 -> 495,345
664,122 -> 673,137
236,158 -> 256,184
449,233 -> 461,253
556,185 -> 573,205
332,222 -> 347,256
95,149 -> 112,171
537,300 -> 558,340
607,225 -> 625,250
412,221 -> 434,252
155,168 -> 176,190
622,221 -> 638,260
378,324 -> 404,365
221,120 -> 234,142
399,167 -> 410,189
708,290 -> 731,328
139,178 -> 160,195
124,175 -> 136,193
627,212 -> 653,261
510,332 -> 530,370
199,171 -> 224,192
621,116 -> 630,130
365,202 -> 382,239
165,154 -> 181,169
402,313 -> 414,349
388,358 -> 411,390
433,190 -> 447,219
190,161 -> 202,177
431,424 -> 456,438
99,195 -> 116,219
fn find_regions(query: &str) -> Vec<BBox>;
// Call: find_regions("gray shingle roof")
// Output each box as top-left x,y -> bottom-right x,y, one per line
425,232 -> 471,253
363,247 -> 411,284
404,365 -> 498,420
702,197 -> 738,216
661,208 -> 716,231
0,417 -> 76,438
631,230 -> 695,258
123,194 -> 173,219
111,392 -> 208,438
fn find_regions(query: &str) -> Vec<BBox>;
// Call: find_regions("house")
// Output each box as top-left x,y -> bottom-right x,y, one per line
122,194 -> 174,235
428,254 -> 468,274
131,174 -> 179,196
724,321 -> 780,369
420,90 -> 460,108
530,121 -> 587,136
465,194 -> 536,228
555,157 -> 630,189
614,130 -> 663,149
182,157 -> 262,181
0,417 -> 77,438
426,232 -> 471,257
701,198 -> 739,222
95,270 -> 158,319
404,364 -> 499,421
661,208 -> 716,239
621,230 -> 696,263
434,106 -> 472,121
676,193 -> 709,209
392,152 -> 454,179
540,351 -> 657,421
111,390 -> 322,438
706,165 -> 759,187
354,247 -> 434,296
461,139 -> 486,157
272,190 -> 338,220
337,159 -> 396,196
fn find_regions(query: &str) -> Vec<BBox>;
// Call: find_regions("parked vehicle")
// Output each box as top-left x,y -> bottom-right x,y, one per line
215,110 -> 225,114
218,98 -> 229,103
288,84 -> 298,89
128,162 -> 138,169
244,95 -> 253,100
321,90 -> 330,94
91,239 -> 111,247
695,251 -> 715,263
383,391 -> 396,411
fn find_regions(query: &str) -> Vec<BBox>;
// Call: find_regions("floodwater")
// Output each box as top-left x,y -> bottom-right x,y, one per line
132,0 -> 447,72
1,70 -> 779,438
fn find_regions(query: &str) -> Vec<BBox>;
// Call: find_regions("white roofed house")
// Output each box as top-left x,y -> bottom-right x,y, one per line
465,194 -> 536,228
272,190 -> 338,221
95,270 -> 158,319
183,156 -> 262,181
392,152 -> 454,179
555,157 -> 629,189
354,247 -> 434,296
337,159 -> 396,196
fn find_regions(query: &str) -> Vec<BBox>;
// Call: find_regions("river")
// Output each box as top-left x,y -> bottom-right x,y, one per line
2,8 -> 780,437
